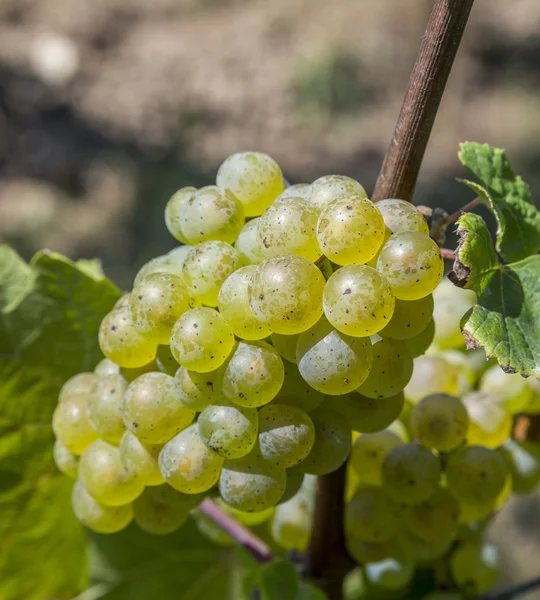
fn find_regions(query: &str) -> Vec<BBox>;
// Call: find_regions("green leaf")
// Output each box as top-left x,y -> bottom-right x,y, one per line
260,557 -> 300,600
296,583 -> 328,600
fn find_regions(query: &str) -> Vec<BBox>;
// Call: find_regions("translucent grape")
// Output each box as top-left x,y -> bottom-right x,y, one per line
375,199 -> 429,235
52,392 -> 99,455
498,439 -> 540,494
155,345 -> 179,376
439,349 -> 475,396
275,183 -> 312,203
198,400 -> 258,459
134,253 -> 187,287
165,186 -> 197,243
346,487 -> 398,542
59,372 -> 97,402
332,392 -> 404,433
182,241 -> 243,306
53,439 -> 79,479
346,536 -> 397,565
404,487 -> 460,542
276,363 -> 325,412
159,424 -> 224,494
148,484 -> 205,510
323,265 -> 395,336
382,443 -> 441,504
222,341 -> 285,407
234,218 -> 265,265
87,374 -> 126,445
167,244 -> 193,265
218,266 -> 272,340
377,232 -> 444,301
72,479 -> 133,534
123,372 -> 195,444
216,498 -> 275,526
270,332 -> 300,364
94,359 -> 120,379
350,430 -> 403,486
480,365 -> 532,414
403,319 -> 435,358
271,478 -> 314,550
170,307 -> 235,373
248,255 -> 325,335
133,487 -> 191,535
405,355 -> 460,404
316,195 -> 386,265
411,393 -> 468,452
174,366 -> 223,412
119,430 -> 164,486
308,175 -> 367,212
397,526 -> 453,562
279,466 -> 305,504
432,279 -> 476,349
462,391 -> 512,449
450,543 -> 500,593
379,295 -> 433,340
364,557 -> 415,592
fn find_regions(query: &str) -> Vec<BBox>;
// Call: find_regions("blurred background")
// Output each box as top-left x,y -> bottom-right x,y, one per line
0,0 -> 539,593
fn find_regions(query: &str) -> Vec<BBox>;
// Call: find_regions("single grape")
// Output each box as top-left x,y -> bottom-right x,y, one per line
405,355 -> 460,404
346,487 -> 398,542
439,349 -> 476,395
170,307 -> 235,373
364,557 -> 415,592
174,366 -> 223,412
377,232 -> 444,301
216,498 -> 275,526
450,543 -> 501,593
270,332 -> 300,364
133,487 -> 191,535
332,392 -> 404,433
498,439 -> 540,494
375,199 -> 429,235
346,536 -> 397,565
397,526 -> 454,562
308,175 -> 367,212
480,365 -> 533,414
404,487 -> 460,542
279,466 -> 305,504
119,360 -> 159,384
403,319 -> 435,358
119,430 -> 164,486
133,253 -> 187,287
387,419 -> 409,442
274,183 -> 312,203
271,478 -> 314,550
248,254 -> 325,335
323,265 -> 395,336
94,359 -> 120,379
155,345 -> 180,376
234,218 -> 265,265
123,372 -> 195,444
432,279 -> 476,349
316,195 -> 386,265
350,430 -> 403,486
276,363 -> 325,412
148,484 -> 205,510
165,186 -> 197,243
527,376 -> 540,414
167,244 -> 193,264
53,439 -> 79,479
52,392 -> 99,455
59,372 -> 97,401
379,295 -> 433,340
463,391 -> 512,449
87,374 -> 126,445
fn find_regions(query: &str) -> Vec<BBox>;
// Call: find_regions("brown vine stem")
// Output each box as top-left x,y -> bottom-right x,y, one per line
441,248 -> 456,260
444,196 -> 482,225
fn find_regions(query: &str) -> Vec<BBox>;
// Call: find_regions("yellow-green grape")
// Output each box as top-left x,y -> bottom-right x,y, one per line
462,391 -> 512,449
167,244 -> 193,266
316,195 -> 386,265
173,366 -> 223,412
274,184 -> 312,203
193,509 -> 234,546
133,487 -> 191,535
480,365 -> 533,414
404,487 -> 460,542
182,241 -> 243,306
72,479 -> 133,534
377,232 -> 444,301
148,484 -> 205,510
450,543 -> 500,593
364,557 -> 415,592
346,487 -> 397,542
439,349 -> 475,395
527,376 -> 540,414
155,345 -> 179,376
79,440 -> 144,506
222,341 -> 285,407
134,253 -> 187,287
248,255 -> 325,335
432,279 -> 476,349
216,151 -> 284,217
279,466 -> 306,503
498,439 -> 540,494
130,273 -> 196,345
397,526 -> 454,562
198,400 -> 258,459
446,445 -> 508,506
165,186 -> 197,243
257,197 -> 322,261
382,443 -> 441,504
403,319 -> 435,358
123,372 -> 195,444
118,431 -> 164,486
323,265 -> 395,337
119,359 -> 158,384
53,439 -> 79,479
170,307 -> 235,373
216,498 -> 275,526
375,199 -> 429,235
159,424 -> 224,494
276,363 -> 325,412
258,404 -> 315,467
405,355 -> 460,404
87,374 -> 126,445
387,419 -> 409,442
308,175 -> 367,212
347,536 -> 397,565
59,372 -> 97,402
410,394 -> 468,452
356,337 -> 413,399
270,332 -> 300,364
52,393 -> 99,455
350,430 -> 403,486
94,359 -> 120,379
98,306 -> 157,369
271,477 -> 314,550
379,295 -> 433,340
332,392 -> 404,433
234,218 -> 265,265
218,266 -> 272,340
301,407 -> 352,475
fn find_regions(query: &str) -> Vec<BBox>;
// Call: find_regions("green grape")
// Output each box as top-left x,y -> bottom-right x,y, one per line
382,443 -> 441,504
274,183 -> 312,203
119,359 -> 158,384
123,372 -> 195,444
258,404 -> 315,467
279,466 -> 305,503
356,337 -> 413,399
159,424 -> 224,493
165,186 -> 197,243
403,319 -> 435,358
446,445 -> 508,506
316,195 -> 386,265
276,363 -> 325,412
87,374 -> 126,445
198,400 -> 258,459
480,365 -> 532,414
182,241 -> 243,306
404,487 -> 460,542
271,332 -> 300,364
439,349 -> 475,395
248,254 -> 325,335
323,265 -> 395,337
170,307 -> 235,373
432,279 -> 476,350
52,392 -> 99,455
234,218 -> 265,265
133,487 -> 191,535
297,318 -> 373,395
377,232 -> 444,301
219,447 -> 287,512
134,253 -> 187,287
387,419 -> 409,441
59,372 -> 97,401
346,487 -> 397,542
308,175 -> 367,212
79,440 -> 144,506
301,407 -> 352,475
148,484 -> 205,510
527,376 -> 540,414
119,430 -> 164,486
405,355 -> 460,404
216,151 -> 284,217
167,244 -> 193,265
350,430 -> 403,486
257,197 -> 322,261
216,498 -> 275,526
271,478 -> 314,550
347,536 -> 397,564
72,479 -> 133,534
498,439 -> 540,494
94,358 -> 120,379
222,341 -> 285,407
331,392 -> 404,433
174,366 -> 223,412
375,199 -> 429,235
397,526 -> 453,562
53,439 -> 79,479
410,394 -> 468,452
193,509 -> 234,546
130,273 -> 196,344
462,391 -> 512,449
379,295 -> 433,340
364,557 -> 415,592
114,293 -> 131,310
98,306 -> 157,369
155,345 -> 180,375
450,543 -> 500,593
218,266 -> 272,340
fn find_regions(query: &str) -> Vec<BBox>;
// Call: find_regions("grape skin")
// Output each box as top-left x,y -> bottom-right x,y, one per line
174,366 -> 224,412
94,359 -> 120,379
375,199 -> 429,235
346,486 -> 398,542
133,253 -> 187,287
59,372 -> 97,402
133,487 -> 191,535
270,332 -> 300,364
52,392 -> 99,455
379,295 -> 433,340
405,355 -> 460,404
155,345 -> 180,375
271,477 -> 314,550
165,186 -> 197,244
450,543 -> 500,593
404,487 -> 460,542
346,536 -> 397,565
308,175 -> 367,213
480,364 -> 533,414
364,557 -> 415,592
332,392 -> 404,433
53,439 -> 79,479
119,430 -> 164,486
350,430 -> 403,486
498,439 -> 540,494
463,391 -> 512,449
403,318 -> 435,358
87,374 -> 127,445
234,218 -> 265,265
397,525 -> 454,562
432,278 -> 476,350
279,466 -> 305,504
276,363 -> 325,413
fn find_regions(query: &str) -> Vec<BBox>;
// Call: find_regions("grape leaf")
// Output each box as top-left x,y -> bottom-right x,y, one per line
260,557 -> 299,600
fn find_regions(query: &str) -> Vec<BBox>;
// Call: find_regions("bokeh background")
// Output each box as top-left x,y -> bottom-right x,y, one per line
1,0 -> 539,594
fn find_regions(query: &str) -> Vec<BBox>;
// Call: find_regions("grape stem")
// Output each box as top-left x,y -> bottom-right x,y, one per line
478,575 -> 540,600
441,248 -> 456,260
444,197 -> 482,225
